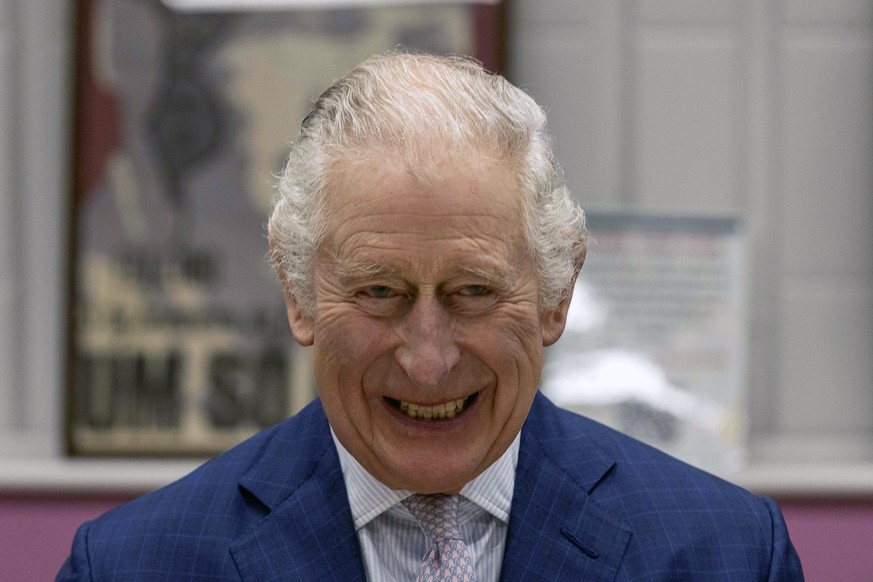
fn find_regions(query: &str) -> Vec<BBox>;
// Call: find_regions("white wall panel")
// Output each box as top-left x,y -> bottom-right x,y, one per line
6,0 -> 73,453
0,0 -> 15,431
638,0 -> 737,24
742,0 -> 782,437
766,0 -> 873,448
512,33 -> 602,205
780,37 -> 873,277
512,0 -> 598,26
509,0 -> 623,208
634,30 -> 739,213
779,284 -> 873,434
784,0 -> 873,25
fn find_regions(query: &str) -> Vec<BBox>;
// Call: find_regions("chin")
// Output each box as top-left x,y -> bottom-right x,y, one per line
393,472 -> 469,495
379,451 -> 487,494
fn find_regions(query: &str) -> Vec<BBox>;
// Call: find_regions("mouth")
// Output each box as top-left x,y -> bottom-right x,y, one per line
385,392 -> 479,420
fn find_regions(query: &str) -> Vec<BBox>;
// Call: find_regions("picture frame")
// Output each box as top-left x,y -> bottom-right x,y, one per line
65,0 -> 504,456
541,212 -> 748,475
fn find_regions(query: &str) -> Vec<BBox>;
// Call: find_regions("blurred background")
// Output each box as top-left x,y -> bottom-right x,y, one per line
1,0 -> 872,579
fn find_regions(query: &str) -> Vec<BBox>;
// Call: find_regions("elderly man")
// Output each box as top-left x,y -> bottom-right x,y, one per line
58,53 -> 802,581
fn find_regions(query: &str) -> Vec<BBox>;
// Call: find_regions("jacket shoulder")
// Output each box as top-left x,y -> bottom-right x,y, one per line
58,400 -> 333,581
524,394 -> 804,580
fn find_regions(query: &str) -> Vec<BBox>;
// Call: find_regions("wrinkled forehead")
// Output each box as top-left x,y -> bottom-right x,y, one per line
317,146 -> 533,286
325,140 -> 523,191
319,143 -> 531,255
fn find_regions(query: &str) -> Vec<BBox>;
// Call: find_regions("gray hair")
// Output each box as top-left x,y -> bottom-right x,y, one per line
268,52 -> 586,315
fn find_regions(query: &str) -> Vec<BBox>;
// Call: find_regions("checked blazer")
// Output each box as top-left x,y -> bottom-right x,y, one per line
57,392 -> 803,581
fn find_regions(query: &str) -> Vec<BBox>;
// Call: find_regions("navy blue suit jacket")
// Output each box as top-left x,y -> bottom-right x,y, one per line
57,393 -> 803,580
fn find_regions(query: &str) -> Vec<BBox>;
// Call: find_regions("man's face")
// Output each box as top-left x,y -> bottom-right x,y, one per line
285,150 -> 570,493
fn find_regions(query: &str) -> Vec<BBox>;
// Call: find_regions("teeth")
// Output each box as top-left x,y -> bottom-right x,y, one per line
399,398 -> 467,420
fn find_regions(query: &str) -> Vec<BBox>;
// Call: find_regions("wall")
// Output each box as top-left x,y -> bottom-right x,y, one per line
0,0 -> 871,580
0,495 -> 130,581
783,500 -> 873,580
508,0 -> 873,467
0,0 -> 70,460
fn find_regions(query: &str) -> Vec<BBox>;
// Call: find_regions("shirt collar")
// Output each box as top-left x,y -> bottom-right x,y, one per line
331,429 -> 520,530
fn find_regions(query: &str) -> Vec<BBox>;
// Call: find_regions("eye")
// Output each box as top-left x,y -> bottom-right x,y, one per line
457,284 -> 489,297
446,283 -> 498,313
354,285 -> 407,317
363,285 -> 396,299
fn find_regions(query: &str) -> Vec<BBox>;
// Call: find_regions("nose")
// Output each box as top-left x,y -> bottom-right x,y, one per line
395,296 -> 460,388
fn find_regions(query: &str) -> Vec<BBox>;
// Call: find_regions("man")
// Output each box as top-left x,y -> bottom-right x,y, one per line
58,53 -> 803,581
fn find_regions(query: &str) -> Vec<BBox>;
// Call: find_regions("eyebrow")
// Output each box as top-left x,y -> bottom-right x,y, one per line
330,252 -> 517,291
453,263 -> 516,291
329,246 -> 518,290
330,256 -> 403,286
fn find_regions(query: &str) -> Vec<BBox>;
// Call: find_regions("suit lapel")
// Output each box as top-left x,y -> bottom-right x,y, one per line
228,403 -> 367,581
224,395 -> 631,581
500,394 -> 632,581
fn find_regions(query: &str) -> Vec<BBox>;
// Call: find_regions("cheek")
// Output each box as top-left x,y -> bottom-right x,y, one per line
478,310 -> 543,363
466,313 -> 544,395
312,315 -> 395,441
312,311 -> 395,385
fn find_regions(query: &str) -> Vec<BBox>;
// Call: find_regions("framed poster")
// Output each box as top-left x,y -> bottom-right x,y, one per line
66,0 -> 503,456
540,213 -> 748,476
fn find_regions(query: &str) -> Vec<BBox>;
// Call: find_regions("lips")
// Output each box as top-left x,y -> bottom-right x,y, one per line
386,393 -> 479,420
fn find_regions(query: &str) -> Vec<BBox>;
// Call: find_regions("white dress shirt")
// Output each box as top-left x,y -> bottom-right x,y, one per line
331,430 -> 520,582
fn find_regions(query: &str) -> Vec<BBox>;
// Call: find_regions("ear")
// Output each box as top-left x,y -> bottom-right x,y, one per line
541,286 -> 575,347
541,246 -> 586,346
283,289 -> 315,347
540,272 -> 585,346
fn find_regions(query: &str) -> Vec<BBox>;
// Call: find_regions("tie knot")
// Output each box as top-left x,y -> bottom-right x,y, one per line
402,494 -> 462,542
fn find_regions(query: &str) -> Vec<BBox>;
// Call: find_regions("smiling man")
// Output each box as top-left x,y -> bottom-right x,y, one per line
58,53 -> 802,581
295,150 -> 565,497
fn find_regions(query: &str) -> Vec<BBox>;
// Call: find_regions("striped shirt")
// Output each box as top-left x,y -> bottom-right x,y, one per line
331,430 -> 520,582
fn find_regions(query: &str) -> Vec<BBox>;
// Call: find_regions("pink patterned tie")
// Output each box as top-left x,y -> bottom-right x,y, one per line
402,494 -> 478,582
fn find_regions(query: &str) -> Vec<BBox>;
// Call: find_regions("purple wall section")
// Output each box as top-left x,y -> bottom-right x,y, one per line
1,494 -> 871,580
0,495 -> 130,581
781,500 -> 873,582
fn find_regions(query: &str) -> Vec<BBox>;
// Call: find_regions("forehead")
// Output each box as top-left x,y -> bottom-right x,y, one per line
321,150 -> 527,263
